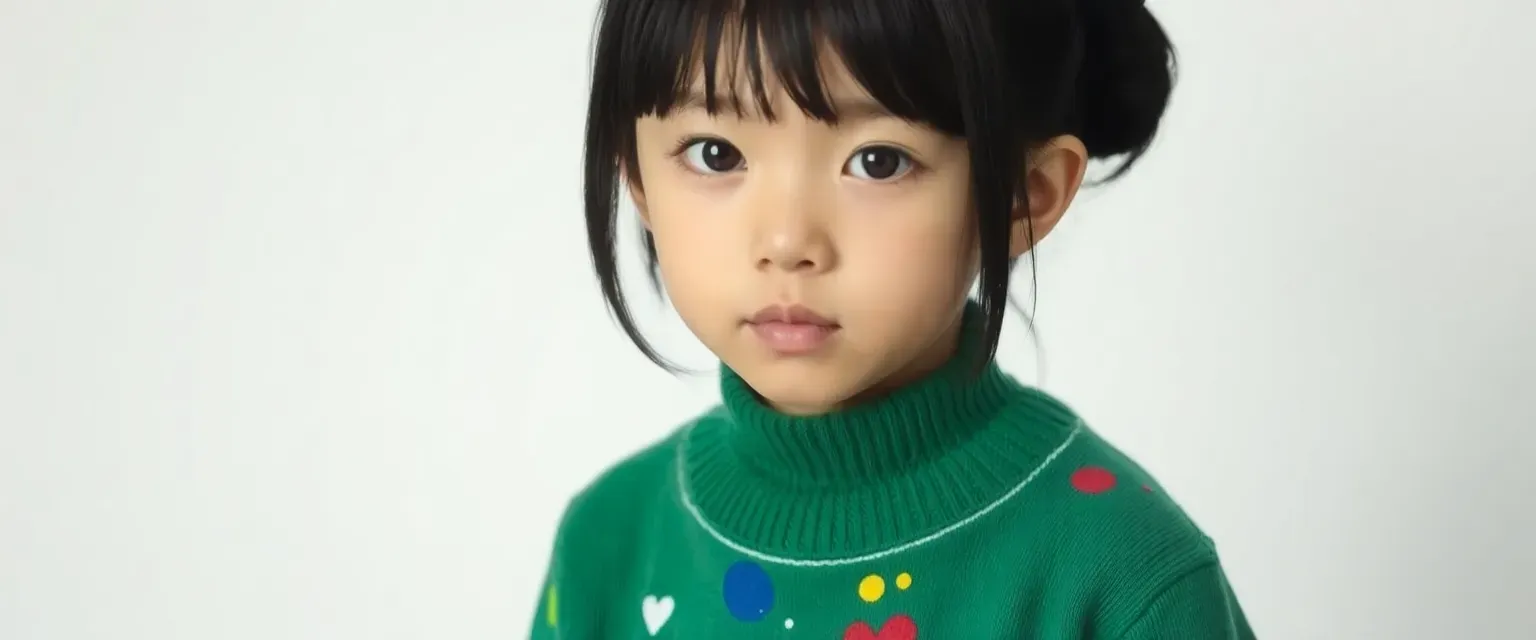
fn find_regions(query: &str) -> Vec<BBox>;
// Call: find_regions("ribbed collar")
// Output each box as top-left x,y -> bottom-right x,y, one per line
680,303 -> 1081,561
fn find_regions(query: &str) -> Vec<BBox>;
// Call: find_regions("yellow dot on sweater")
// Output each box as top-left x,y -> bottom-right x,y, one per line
858,574 -> 885,602
545,585 -> 558,627
896,572 -> 912,590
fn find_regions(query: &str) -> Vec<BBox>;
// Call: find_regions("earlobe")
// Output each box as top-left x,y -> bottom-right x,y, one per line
1009,135 -> 1088,258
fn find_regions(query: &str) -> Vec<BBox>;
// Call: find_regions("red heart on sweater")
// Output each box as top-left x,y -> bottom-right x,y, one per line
843,614 -> 917,640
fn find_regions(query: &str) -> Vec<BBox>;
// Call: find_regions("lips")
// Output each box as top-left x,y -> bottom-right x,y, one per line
746,304 -> 839,355
747,304 -> 837,327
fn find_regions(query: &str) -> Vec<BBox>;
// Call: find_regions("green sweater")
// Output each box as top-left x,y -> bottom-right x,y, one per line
529,335 -> 1253,638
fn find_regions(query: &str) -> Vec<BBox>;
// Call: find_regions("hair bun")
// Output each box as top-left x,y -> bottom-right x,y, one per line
1073,0 -> 1176,171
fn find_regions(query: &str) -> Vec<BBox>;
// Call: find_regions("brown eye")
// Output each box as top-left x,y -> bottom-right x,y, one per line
681,139 -> 744,174
846,146 -> 913,181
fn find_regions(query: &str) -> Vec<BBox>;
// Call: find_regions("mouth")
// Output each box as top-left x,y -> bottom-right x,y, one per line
745,305 -> 840,355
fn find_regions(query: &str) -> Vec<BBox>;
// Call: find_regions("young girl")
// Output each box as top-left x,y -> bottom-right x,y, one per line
532,0 -> 1253,637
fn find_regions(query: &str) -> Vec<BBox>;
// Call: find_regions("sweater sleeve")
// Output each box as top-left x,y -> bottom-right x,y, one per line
528,502 -> 578,640
526,487 -> 614,640
529,574 -> 559,640
1114,563 -> 1256,640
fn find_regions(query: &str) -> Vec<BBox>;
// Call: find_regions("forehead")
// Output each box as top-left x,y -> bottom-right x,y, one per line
675,48 -> 889,121
670,28 -> 877,122
609,0 -> 967,134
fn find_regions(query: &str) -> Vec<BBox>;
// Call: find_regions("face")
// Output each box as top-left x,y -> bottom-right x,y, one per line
629,56 -> 980,415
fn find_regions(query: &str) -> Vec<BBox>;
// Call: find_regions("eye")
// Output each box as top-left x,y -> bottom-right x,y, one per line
679,138 -> 745,174
845,146 -> 914,181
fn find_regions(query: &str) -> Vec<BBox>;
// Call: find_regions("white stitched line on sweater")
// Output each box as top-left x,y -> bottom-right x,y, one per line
675,422 -> 1084,567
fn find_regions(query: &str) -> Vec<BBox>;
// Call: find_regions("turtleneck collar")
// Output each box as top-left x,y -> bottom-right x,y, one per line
679,302 -> 1082,561
716,302 -> 1014,488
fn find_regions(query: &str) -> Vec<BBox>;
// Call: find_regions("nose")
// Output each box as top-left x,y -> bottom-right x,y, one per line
759,229 -> 831,273
751,177 -> 835,274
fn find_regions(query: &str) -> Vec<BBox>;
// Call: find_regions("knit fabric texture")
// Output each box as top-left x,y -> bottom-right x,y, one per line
529,309 -> 1253,639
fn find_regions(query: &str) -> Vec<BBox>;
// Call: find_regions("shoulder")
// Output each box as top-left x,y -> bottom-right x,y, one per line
531,410 -> 721,637
554,417 -> 690,545
546,406 -> 725,567
1046,425 -> 1213,549
1016,424 -> 1237,634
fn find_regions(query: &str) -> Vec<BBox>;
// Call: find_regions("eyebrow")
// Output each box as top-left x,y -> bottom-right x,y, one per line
677,90 -> 895,122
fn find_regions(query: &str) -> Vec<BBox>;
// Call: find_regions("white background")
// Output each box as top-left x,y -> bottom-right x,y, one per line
2,0 -> 1533,638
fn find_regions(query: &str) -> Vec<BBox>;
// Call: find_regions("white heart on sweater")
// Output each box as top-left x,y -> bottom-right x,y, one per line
641,594 -> 674,635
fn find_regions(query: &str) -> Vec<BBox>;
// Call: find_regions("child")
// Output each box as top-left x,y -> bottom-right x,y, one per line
532,0 -> 1254,637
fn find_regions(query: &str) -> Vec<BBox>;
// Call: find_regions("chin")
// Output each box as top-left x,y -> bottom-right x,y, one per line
735,363 -> 861,415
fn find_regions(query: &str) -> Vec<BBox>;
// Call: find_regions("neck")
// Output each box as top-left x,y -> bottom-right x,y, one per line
679,302 -> 1082,560
717,304 -> 1008,487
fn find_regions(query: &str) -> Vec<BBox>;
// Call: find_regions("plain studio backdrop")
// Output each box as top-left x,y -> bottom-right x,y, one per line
2,0 -> 1534,638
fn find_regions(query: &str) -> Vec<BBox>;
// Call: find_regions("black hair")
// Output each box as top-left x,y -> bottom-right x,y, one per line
583,0 -> 1176,373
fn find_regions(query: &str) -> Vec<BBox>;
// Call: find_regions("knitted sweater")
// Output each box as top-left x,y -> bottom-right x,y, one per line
528,333 -> 1253,638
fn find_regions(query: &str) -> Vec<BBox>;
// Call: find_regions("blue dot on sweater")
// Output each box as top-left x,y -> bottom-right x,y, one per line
722,560 -> 774,622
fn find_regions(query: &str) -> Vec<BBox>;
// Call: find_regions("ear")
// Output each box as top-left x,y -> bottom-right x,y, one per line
622,163 -> 652,230
1009,135 -> 1087,259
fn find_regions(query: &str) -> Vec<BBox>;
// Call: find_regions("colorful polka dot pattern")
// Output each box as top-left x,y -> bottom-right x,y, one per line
1069,464 -> 1158,497
700,463 -> 1151,636
722,560 -> 775,622
844,572 -> 919,637
857,571 -> 914,603
1070,465 -> 1117,494
858,574 -> 885,602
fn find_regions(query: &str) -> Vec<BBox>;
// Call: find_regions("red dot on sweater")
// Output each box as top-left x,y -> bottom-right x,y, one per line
1070,466 -> 1117,494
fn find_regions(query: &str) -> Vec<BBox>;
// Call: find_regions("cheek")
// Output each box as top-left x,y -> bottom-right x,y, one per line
641,178 -> 742,308
848,228 -> 972,325
838,188 -> 977,308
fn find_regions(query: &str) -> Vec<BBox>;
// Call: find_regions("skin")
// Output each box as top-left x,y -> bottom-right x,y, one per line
627,53 -> 1087,416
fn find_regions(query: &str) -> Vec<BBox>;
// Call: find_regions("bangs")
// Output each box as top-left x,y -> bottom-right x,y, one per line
604,0 -> 970,133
